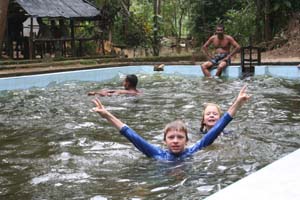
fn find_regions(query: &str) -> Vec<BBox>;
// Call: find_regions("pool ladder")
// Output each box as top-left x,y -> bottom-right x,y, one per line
240,45 -> 261,77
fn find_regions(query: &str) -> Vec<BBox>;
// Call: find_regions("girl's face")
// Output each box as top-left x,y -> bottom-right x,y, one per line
164,129 -> 187,154
203,105 -> 221,130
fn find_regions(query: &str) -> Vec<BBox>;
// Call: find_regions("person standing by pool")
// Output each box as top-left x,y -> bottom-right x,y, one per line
88,74 -> 141,96
91,85 -> 250,161
201,24 -> 240,77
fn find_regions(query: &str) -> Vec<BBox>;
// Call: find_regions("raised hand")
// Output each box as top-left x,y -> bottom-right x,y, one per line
227,85 -> 251,117
91,98 -> 124,129
92,98 -> 109,117
236,85 -> 251,106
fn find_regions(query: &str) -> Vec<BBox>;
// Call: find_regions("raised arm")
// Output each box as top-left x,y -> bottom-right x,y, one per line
91,98 -> 164,158
92,98 -> 125,130
227,85 -> 251,117
88,89 -> 139,96
88,90 -> 116,96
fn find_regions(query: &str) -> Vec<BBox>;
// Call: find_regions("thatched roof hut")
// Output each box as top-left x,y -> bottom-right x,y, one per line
6,0 -> 102,59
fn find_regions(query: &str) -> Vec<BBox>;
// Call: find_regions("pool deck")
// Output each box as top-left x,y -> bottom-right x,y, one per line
0,60 -> 145,77
205,148 -> 300,200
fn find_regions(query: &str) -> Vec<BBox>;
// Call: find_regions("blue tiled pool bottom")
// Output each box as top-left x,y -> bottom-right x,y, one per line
0,65 -> 299,91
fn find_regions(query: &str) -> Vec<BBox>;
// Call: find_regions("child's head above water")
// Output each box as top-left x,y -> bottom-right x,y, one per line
200,103 -> 222,133
163,120 -> 189,154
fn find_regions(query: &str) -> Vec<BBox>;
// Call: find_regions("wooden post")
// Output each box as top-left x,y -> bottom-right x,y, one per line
29,17 -> 33,59
70,19 -> 75,57
0,0 -> 9,57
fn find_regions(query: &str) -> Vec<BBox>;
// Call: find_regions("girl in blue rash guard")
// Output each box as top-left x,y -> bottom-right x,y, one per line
91,85 -> 250,162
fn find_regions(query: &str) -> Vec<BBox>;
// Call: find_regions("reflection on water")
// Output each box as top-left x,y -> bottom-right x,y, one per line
0,74 -> 300,199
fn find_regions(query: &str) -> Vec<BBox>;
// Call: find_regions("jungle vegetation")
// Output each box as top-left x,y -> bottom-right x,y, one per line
1,0 -> 299,57
91,0 -> 300,56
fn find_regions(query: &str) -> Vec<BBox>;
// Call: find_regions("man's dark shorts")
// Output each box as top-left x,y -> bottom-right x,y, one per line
210,53 -> 231,65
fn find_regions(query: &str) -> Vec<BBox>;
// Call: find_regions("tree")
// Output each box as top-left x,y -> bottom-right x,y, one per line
188,0 -> 243,44
0,0 -> 9,57
92,0 -> 122,54
254,0 -> 299,43
161,0 -> 191,45
254,0 -> 264,43
264,0 -> 272,41
153,0 -> 161,56
222,1 -> 257,46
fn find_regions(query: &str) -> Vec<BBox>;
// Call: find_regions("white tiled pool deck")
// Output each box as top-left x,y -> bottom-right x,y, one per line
0,64 -> 299,199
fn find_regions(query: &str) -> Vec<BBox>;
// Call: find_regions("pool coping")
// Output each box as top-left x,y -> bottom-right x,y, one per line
0,64 -> 299,91
0,60 -> 299,78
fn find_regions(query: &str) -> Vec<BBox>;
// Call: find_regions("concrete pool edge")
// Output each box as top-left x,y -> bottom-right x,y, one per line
0,61 -> 195,78
1,64 -> 300,91
204,148 -> 300,200
1,60 -> 299,78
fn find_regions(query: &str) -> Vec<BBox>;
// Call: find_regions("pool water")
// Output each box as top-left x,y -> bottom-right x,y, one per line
0,74 -> 300,199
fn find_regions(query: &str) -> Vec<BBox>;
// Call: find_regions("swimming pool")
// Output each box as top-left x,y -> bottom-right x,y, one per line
0,65 -> 300,199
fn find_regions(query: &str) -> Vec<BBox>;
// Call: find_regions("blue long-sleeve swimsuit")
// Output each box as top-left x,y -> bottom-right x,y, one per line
120,112 -> 233,161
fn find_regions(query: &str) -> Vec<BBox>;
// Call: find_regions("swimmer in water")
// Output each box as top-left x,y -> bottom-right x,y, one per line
91,85 -> 250,161
88,74 -> 141,96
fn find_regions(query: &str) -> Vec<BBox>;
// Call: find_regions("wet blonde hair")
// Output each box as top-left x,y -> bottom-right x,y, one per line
163,120 -> 188,141
200,103 -> 222,133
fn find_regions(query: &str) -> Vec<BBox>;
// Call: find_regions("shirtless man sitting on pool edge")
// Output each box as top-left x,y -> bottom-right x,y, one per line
201,24 -> 240,77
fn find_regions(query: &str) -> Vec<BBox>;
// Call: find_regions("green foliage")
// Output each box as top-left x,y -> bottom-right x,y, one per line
129,0 -> 155,48
188,0 -> 244,44
268,0 -> 300,34
76,40 -> 98,56
76,21 -> 96,37
222,2 -> 256,46
160,0 -> 191,38
108,1 -> 152,49
78,0 -> 300,56
112,16 -> 148,49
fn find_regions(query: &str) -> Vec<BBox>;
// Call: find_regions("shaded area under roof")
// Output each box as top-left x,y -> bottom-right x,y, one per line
15,0 -> 101,18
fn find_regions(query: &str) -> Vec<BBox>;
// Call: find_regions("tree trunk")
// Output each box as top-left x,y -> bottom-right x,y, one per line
121,0 -> 130,40
153,0 -> 161,56
254,0 -> 263,43
0,0 -> 9,57
264,0 -> 272,41
177,7 -> 185,46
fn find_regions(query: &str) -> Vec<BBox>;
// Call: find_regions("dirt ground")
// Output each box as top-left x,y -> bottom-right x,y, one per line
259,14 -> 300,63
261,38 -> 300,63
